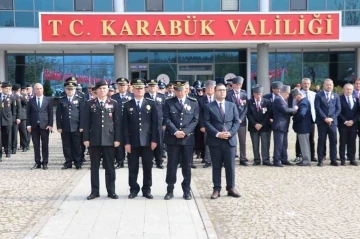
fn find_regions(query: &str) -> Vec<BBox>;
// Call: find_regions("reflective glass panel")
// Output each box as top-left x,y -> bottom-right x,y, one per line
178,50 -> 214,63
146,0 -> 163,11
54,0 -> 74,11
308,0 -> 326,10
329,62 -> 355,86
345,0 -> 360,9
290,0 -> 307,10
148,51 -> 176,63
303,52 -> 329,62
7,55 -> 16,65
240,0 -> 259,11
203,0 -> 221,11
344,10 -> 360,26
35,11 -> 39,27
14,0 -> 34,10
149,64 -> 177,82
330,52 -> 355,62
94,0 -> 113,11
0,11 -> 14,27
0,0 -> 13,10
7,65 -> 15,82
126,0 -> 145,11
271,0 -> 289,11
35,0 -> 53,10
92,65 -> 114,83
275,53 -> 302,85
36,54 -> 64,66
327,0 -> 344,10
179,65 -> 212,71
222,0 -> 239,11
37,65 -> 65,96
164,0 -> 182,11
184,0 -> 201,11
64,55 -> 91,65
129,51 -> 148,63
215,50 -> 246,63
303,62 -> 329,85
15,11 -> 35,27
75,0 -> 93,11
92,54 -> 114,64
63,65 -> 92,82
215,63 -> 243,84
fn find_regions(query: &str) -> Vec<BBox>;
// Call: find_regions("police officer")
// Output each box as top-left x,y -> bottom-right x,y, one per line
158,81 -> 166,94
163,80 -> 199,200
111,77 -> 133,168
56,82 -> 84,170
11,84 -> 22,154
145,79 -> 165,169
1,82 -> 20,158
18,86 -> 28,152
83,80 -> 120,200
122,78 -> 159,199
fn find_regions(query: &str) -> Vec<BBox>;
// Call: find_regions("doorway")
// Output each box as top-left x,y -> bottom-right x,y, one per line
130,70 -> 148,81
177,64 -> 214,85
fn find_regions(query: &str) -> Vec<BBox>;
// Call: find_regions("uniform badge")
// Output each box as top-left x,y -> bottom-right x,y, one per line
130,108 -> 133,111
1,103 -> 3,108
262,107 -> 267,114
109,113 -> 113,118
73,100 -> 78,104
156,98 -> 162,103
146,105 -> 151,110
331,95 -> 334,100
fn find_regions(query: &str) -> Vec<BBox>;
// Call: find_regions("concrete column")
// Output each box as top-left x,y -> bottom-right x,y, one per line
257,43 -> 270,93
259,0 -> 270,12
114,0 -> 125,12
357,48 -> 360,79
114,45 -> 128,78
246,48 -> 251,99
0,51 -> 6,82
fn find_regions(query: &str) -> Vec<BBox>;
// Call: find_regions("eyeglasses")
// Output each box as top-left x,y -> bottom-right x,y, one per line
216,89 -> 227,92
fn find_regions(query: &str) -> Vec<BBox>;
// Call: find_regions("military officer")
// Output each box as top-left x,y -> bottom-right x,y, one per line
111,77 -> 133,168
83,80 -> 120,200
1,82 -> 20,158
225,76 -> 248,166
163,80 -> 199,200
56,82 -> 84,170
122,78 -> 158,199
18,86 -> 28,152
11,84 -> 22,154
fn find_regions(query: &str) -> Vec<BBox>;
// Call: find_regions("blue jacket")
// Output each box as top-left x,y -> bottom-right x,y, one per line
292,98 -> 313,134
272,96 -> 297,132
338,94 -> 360,128
315,91 -> 341,126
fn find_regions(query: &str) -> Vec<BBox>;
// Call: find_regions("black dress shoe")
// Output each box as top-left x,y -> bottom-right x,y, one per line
203,162 -> 211,168
311,158 -> 318,162
191,164 -> 197,169
5,154 -> 10,158
26,147 -> 30,150
350,161 -> 358,166
156,164 -> 164,169
108,193 -> 119,199
62,165 -> 72,170
76,165 -> 82,170
273,162 -> 284,167
317,162 -> 323,167
128,192 -> 138,199
11,150 -> 16,154
210,191 -> 220,199
162,155 -> 167,158
22,148 -> 27,152
341,161 -> 346,166
253,161 -> 261,166
239,161 -> 248,166
31,163 -> 41,170
296,162 -> 311,166
143,193 -> 153,199
115,163 -> 123,169
43,164 -> 48,170
263,161 -> 273,166
183,192 -> 192,200
282,160 -> 294,166
164,191 -> 174,200
330,161 -> 339,166
87,194 -> 100,200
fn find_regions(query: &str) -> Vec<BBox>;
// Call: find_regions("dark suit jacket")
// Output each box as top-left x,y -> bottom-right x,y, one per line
338,95 -> 360,128
204,101 -> 240,147
122,98 -> 159,147
292,98 -> 313,134
18,93 -> 27,120
26,96 -> 53,129
1,94 -> 19,126
315,91 -> 341,126
225,89 -> 247,127
56,95 -> 84,132
111,92 -> 133,124
247,98 -> 271,132
272,96 -> 297,132
163,96 -> 199,146
198,95 -> 214,128
144,92 -> 165,129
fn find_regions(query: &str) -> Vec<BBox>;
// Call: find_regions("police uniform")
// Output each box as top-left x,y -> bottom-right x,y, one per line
111,77 -> 133,168
144,79 -> 165,169
83,81 -> 120,200
163,80 -> 199,200
56,82 -> 84,169
122,79 -> 159,199
158,81 -> 168,158
11,84 -> 22,154
18,87 -> 28,152
1,82 -> 20,158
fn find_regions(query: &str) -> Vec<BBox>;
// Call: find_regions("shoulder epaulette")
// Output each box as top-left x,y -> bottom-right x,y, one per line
60,95 -> 66,98
187,96 -> 197,101
146,97 -> 155,101
110,98 -> 117,102
241,89 -> 246,92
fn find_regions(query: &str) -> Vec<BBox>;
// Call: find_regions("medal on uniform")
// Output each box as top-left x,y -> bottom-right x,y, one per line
187,105 -> 191,111
263,107 -> 267,114
146,105 -> 151,110
109,113 -> 112,118
130,108 -> 133,111
73,100 -> 78,104
1,103 -> 3,108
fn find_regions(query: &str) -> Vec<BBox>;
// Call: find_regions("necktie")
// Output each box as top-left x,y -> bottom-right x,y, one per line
68,97 -> 71,103
257,101 -> 260,112
219,103 -> 225,118
305,91 -> 308,99
326,92 -> 330,102
179,99 -> 183,105
151,95 -> 154,99
236,92 -> 241,104
120,95 -> 123,99
37,98 -> 40,109
347,96 -> 352,109
137,101 -> 141,111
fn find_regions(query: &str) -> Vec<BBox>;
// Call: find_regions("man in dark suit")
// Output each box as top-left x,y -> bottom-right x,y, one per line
247,84 -> 272,166
26,84 -> 34,151
163,80 -> 199,200
315,79 -> 341,166
123,78 -> 158,199
225,76 -> 248,166
85,84 -> 95,100
18,86 -> 28,152
291,88 -> 313,166
272,85 -> 298,167
144,79 -> 165,169
56,82 -> 84,170
26,83 -> 53,170
111,77 -> 133,168
11,84 -> 22,154
338,83 -> 359,166
204,83 -> 240,200
83,80 -> 120,200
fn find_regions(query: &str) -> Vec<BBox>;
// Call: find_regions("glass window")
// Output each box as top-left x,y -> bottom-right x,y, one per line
290,0 -> 307,10
215,51 -> 243,63
75,0 -> 93,11
37,65 -> 65,96
222,0 -> 238,11
215,64 -> 243,84
64,55 -> 91,65
94,0 -> 113,11
0,11 -> 14,27
146,0 -> 163,11
184,0 -> 201,11
327,0 -> 343,10
164,0 -> 182,11
0,0 -> 13,10
55,0 -> 74,11
330,52 -> 355,62
344,10 -> 360,26
35,0 -> 53,10
303,62 -> 329,85
129,51 -> 148,63
7,55 -> 16,65
36,55 -> 64,66
14,0 -> 34,10
203,0 -> 221,11
149,51 -> 176,63
308,0 -> 325,10
92,54 -> 114,64
240,0 -> 259,11
7,65 -> 15,82
275,53 -> 302,86
178,50 -> 214,63
303,52 -> 329,62
149,64 -> 177,82
15,11 -> 34,27
92,65 -> 114,83
271,0 -> 289,11
345,0 -> 360,10
330,62 -> 355,86
125,0 -> 145,11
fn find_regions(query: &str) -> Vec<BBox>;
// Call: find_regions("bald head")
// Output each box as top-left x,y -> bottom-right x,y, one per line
34,83 -> 44,97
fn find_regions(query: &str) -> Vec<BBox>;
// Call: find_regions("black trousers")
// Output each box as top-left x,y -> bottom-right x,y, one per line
128,146 -> 153,194
18,120 -> 27,149
154,128 -> 164,165
296,124 -> 315,159
339,126 -> 357,161
317,124 -> 337,162
194,126 -> 205,158
90,146 -> 116,195
61,131 -> 82,167
11,122 -> 18,151
2,125 -> 12,154
32,127 -> 49,165
80,132 -> 86,161
209,141 -> 236,191
273,130 -> 288,164
115,145 -> 126,164
166,145 -> 193,193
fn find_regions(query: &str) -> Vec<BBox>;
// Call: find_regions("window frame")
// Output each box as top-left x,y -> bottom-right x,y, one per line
0,0 -> 14,10
221,0 -> 239,11
145,0 -> 163,12
74,0 -> 93,11
290,0 -> 307,11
